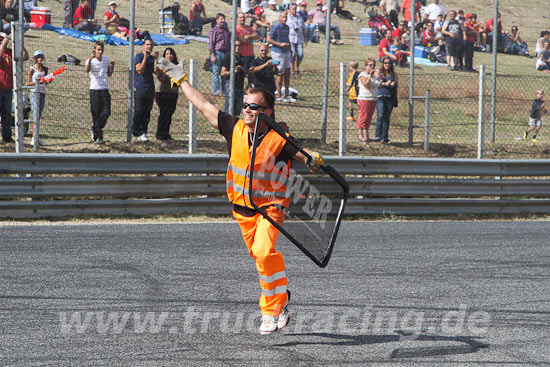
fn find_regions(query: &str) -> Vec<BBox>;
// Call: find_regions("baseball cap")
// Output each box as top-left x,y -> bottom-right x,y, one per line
299,1 -> 307,5
255,6 -> 264,15
108,1 -> 117,6
316,0 -> 322,5
465,13 -> 472,18
33,50 -> 44,58
268,0 -> 276,5
0,32 -> 7,39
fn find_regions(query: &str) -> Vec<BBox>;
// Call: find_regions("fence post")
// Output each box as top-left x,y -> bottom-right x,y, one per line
339,62 -> 347,156
424,89 -> 430,152
320,0 -> 333,143
188,59 -> 197,154
490,0 -> 499,145
478,65 -> 486,159
32,79 -> 40,152
12,21 -> 25,153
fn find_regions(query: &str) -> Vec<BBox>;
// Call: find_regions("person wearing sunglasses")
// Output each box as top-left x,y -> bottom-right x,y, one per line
248,43 -> 277,93
166,65 -> 324,334
374,56 -> 398,143
357,58 -> 380,142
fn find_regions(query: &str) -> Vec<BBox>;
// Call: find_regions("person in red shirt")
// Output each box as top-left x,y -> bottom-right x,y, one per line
73,0 -> 101,33
481,12 -> 506,52
236,11 -> 259,73
392,21 -> 406,46
378,29 -> 395,61
463,13 -> 477,71
0,32 -> 28,143
103,1 -> 120,34
401,0 -> 420,24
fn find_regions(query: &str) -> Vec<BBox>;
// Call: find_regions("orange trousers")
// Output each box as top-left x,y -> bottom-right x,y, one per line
233,206 -> 289,317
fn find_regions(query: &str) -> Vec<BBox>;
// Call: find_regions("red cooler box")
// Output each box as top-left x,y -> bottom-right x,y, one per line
31,7 -> 51,27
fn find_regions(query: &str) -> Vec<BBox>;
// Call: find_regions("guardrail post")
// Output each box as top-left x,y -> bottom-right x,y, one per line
339,62 -> 347,156
478,65 -> 486,159
424,90 -> 430,152
188,59 -> 197,154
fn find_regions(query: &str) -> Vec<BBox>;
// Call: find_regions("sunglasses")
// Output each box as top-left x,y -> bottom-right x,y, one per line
383,62 -> 392,64
243,102 -> 268,110
367,63 -> 375,67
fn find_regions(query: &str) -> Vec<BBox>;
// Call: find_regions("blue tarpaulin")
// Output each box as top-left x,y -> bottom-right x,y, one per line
41,24 -> 190,46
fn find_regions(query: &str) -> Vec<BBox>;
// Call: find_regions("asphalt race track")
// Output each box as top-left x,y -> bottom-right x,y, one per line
1,221 -> 549,366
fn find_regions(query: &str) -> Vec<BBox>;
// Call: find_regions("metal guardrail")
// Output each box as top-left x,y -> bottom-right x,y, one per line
2,153 -> 550,218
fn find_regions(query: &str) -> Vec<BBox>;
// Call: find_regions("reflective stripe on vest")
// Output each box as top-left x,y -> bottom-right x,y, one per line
226,119 -> 292,209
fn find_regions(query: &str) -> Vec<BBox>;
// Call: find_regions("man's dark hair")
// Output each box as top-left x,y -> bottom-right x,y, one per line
248,87 -> 275,118
216,13 -> 225,20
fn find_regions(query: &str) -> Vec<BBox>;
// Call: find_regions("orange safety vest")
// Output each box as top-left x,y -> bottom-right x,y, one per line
226,119 -> 292,210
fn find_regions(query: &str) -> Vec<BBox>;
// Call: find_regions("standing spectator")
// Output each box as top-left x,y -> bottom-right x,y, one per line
209,13 -> 230,96
463,13 -> 477,72
154,47 -> 179,141
298,1 -> 316,42
190,0 -> 215,35
357,58 -> 379,142
523,90 -> 547,142
267,11 -> 295,102
442,10 -> 465,71
346,61 -> 359,122
401,0 -> 420,25
89,0 -> 97,12
86,41 -> 114,144
73,0 -> 101,34
221,41 -> 245,114
64,0 -> 79,28
379,0 -> 400,29
236,11 -> 259,73
103,1 -> 120,35
374,56 -> 398,144
423,0 -> 446,22
132,38 -> 158,142
309,1 -> 344,45
506,26 -> 530,57
287,4 -> 306,77
251,7 -> 270,41
25,50 -> 48,147
0,32 -> 27,143
248,43 -> 277,93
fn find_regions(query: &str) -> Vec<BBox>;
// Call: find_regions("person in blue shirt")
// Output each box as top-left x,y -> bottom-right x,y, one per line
523,90 -> 547,142
267,11 -> 295,103
132,38 -> 158,142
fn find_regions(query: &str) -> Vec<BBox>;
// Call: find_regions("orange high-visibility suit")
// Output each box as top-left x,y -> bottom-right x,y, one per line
226,118 -> 293,317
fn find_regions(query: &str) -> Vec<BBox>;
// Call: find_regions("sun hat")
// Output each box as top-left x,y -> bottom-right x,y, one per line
33,50 -> 44,58
255,6 -> 264,15
108,1 -> 117,6
268,0 -> 277,5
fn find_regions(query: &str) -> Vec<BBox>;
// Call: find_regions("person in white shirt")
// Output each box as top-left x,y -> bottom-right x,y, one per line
85,40 -> 115,144
423,0 -> 446,22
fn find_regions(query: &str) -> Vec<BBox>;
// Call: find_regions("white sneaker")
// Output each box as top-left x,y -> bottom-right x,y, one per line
275,96 -> 286,103
136,134 -> 149,142
277,290 -> 291,329
285,96 -> 296,103
89,128 -> 94,141
259,315 -> 278,335
31,137 -> 46,146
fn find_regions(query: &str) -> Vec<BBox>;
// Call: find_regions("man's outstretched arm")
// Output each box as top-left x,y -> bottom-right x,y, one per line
180,80 -> 220,129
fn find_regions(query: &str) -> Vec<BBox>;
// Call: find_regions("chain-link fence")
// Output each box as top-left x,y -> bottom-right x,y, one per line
6,14 -> 550,158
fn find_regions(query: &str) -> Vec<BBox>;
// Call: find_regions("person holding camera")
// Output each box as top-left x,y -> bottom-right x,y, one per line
287,4 -> 306,78
248,43 -> 277,94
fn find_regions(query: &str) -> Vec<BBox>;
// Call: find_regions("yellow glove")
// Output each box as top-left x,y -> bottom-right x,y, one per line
157,57 -> 187,87
306,151 -> 324,173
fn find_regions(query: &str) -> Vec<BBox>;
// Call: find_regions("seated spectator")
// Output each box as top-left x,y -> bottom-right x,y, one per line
378,29 -> 407,66
506,25 -> 530,57
309,0 -> 344,45
190,0 -> 216,35
251,7 -> 270,41
332,0 -> 360,22
481,12 -> 507,52
0,0 -> 17,34
298,1 -> 316,42
169,2 -> 191,35
537,40 -> 550,71
73,0 -> 101,33
103,1 -> 120,35
536,31 -> 549,57
536,52 -> 549,72
248,43 -> 277,93
392,21 -> 406,44
264,0 -> 280,26
421,21 -> 443,47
